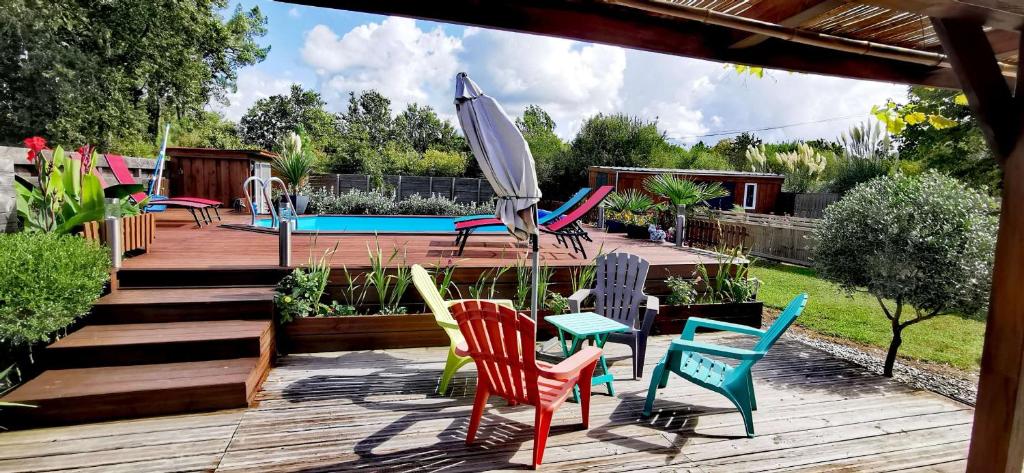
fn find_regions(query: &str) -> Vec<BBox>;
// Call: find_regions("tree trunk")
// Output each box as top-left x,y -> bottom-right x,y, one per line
884,320 -> 903,377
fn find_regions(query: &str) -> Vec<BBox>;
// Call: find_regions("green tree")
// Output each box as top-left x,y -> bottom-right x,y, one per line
340,90 -> 396,151
170,111 -> 246,150
813,172 -> 997,376
516,105 -> 566,191
895,87 -> 1001,192
722,132 -> 761,170
558,113 -> 665,196
239,85 -> 341,155
412,149 -> 468,177
0,0 -> 268,151
393,103 -> 464,153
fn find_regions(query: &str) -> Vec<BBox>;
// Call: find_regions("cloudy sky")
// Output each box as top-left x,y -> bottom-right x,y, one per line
215,1 -> 910,145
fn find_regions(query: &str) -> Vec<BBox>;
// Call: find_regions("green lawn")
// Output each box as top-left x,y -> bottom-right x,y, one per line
750,263 -> 985,372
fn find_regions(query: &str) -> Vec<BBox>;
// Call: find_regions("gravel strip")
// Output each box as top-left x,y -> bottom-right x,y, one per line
788,332 -> 978,406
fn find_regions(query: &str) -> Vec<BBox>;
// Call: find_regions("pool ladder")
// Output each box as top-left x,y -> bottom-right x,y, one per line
242,176 -> 297,228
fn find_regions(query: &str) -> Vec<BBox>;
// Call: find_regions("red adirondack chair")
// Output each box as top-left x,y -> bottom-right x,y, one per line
449,301 -> 603,468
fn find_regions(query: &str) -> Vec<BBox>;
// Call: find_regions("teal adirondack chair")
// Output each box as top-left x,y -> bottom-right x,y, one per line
642,293 -> 808,437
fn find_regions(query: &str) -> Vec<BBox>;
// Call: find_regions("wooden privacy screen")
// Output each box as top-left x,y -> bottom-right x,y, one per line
685,218 -> 749,250
79,213 -> 156,254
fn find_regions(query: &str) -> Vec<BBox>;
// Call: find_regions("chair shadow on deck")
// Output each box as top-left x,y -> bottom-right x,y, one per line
280,351 -> 571,471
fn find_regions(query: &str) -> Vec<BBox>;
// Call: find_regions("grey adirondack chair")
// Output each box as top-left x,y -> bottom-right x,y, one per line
568,252 -> 659,379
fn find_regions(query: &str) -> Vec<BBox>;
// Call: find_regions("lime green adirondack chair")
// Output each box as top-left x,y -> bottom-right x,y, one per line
643,293 -> 808,437
411,264 -> 515,394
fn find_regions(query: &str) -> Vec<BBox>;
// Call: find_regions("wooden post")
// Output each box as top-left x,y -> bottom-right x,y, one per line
933,17 -> 1024,473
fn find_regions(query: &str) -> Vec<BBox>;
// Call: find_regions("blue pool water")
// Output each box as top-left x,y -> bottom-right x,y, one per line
252,215 -> 506,234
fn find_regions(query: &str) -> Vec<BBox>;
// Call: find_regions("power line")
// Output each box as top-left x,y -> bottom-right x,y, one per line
669,113 -> 867,140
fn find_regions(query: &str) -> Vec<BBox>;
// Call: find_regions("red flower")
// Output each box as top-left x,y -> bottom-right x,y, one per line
23,136 -> 48,162
77,144 -> 93,171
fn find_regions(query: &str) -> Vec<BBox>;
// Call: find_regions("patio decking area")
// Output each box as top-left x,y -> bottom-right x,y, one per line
126,210 -> 714,270
0,334 -> 973,472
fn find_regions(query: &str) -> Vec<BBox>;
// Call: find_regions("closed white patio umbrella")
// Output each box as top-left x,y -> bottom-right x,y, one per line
454,72 -> 543,318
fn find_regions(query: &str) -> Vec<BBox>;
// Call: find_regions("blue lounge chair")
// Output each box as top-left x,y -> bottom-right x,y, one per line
642,293 -> 808,437
452,187 -> 591,225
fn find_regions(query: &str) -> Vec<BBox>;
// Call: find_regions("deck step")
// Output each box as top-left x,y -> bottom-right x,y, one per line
90,287 -> 275,324
45,320 -> 273,369
116,268 -> 289,288
0,357 -> 269,427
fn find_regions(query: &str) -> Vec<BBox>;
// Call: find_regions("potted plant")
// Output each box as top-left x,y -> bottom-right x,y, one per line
272,132 -> 317,214
602,192 -> 629,233
605,190 -> 657,239
653,248 -> 763,335
643,174 -> 729,243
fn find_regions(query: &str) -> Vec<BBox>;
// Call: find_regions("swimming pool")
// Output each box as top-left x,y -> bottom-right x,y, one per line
250,215 -> 506,234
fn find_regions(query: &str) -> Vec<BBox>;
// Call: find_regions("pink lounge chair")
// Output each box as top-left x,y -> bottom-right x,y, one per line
449,300 -> 602,468
454,185 -> 614,258
104,154 -> 222,226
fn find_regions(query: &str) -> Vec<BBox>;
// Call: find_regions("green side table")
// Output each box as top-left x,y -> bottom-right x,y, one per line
544,312 -> 629,400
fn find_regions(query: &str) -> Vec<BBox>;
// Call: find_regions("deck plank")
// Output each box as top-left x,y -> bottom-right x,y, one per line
0,334 -> 973,472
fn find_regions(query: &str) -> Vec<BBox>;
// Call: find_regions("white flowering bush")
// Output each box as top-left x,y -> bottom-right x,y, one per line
813,172 -> 997,376
307,188 -> 492,216
745,143 -> 826,192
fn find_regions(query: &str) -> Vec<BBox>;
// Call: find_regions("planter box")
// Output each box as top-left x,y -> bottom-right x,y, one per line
79,213 -> 156,255
651,301 -> 763,336
279,313 -> 448,353
606,219 -> 626,233
625,223 -> 649,239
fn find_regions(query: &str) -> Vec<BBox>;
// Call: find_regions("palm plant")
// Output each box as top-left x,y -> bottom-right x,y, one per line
272,132 -> 317,194
643,174 -> 729,242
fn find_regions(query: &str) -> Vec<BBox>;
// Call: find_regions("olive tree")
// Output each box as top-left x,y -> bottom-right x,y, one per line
813,172 -> 997,376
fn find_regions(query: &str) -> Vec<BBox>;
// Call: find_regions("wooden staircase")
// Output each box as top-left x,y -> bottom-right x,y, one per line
1,286 -> 276,427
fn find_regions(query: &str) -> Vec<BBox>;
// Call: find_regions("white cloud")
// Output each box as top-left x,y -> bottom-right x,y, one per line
621,49 -> 906,144
458,28 -> 626,138
287,7 -> 300,18
300,18 -> 462,117
210,69 -> 298,121
282,15 -> 907,146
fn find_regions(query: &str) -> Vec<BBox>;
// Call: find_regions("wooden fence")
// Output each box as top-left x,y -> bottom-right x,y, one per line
79,213 -> 156,254
684,219 -> 749,249
691,211 -> 820,266
308,173 -> 495,204
793,193 -> 839,218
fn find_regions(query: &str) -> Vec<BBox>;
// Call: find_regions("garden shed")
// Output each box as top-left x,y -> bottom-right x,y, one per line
165,148 -> 276,209
589,166 -> 785,213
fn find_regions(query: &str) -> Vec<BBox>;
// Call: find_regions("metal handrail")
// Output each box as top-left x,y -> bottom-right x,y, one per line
265,177 -> 297,228
242,176 -> 270,226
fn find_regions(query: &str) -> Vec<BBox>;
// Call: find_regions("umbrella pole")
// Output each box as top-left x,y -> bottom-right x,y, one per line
530,207 -> 540,320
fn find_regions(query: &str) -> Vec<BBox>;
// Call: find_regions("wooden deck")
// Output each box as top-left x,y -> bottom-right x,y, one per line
127,210 -> 718,270
0,334 -> 973,472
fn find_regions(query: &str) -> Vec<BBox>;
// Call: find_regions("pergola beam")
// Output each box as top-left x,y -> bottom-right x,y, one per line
932,17 -> 1019,160
934,16 -> 1024,473
285,0 -> 964,88
731,0 -> 847,49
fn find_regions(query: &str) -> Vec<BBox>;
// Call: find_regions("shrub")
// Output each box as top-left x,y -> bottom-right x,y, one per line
665,276 -> 696,306
0,233 -> 110,345
307,188 -> 398,215
693,248 -> 761,304
412,149 -> 468,177
308,188 -> 492,216
274,244 -> 337,322
395,194 -> 490,216
813,171 -> 997,376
